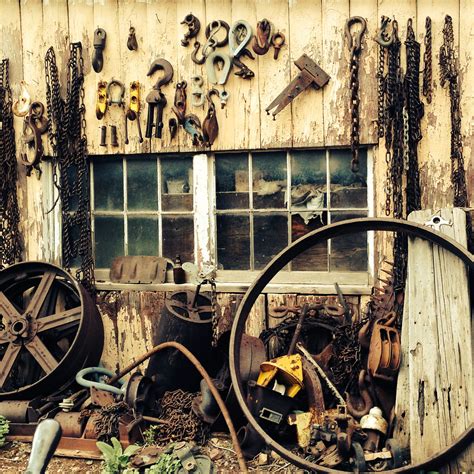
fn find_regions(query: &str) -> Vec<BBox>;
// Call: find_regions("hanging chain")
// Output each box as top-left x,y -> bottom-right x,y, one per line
440,15 -> 468,208
377,44 -> 387,139
210,280 -> 219,347
346,17 -> 367,173
0,58 -> 22,269
422,17 -> 433,104
405,19 -> 423,215
45,43 -> 95,295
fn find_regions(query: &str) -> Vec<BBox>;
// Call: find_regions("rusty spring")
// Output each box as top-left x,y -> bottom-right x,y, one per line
150,389 -> 209,445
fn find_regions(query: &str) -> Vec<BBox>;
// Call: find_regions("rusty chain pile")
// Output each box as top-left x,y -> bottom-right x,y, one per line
0,59 -> 22,269
151,389 -> 209,445
45,43 -> 95,295
440,14 -> 468,208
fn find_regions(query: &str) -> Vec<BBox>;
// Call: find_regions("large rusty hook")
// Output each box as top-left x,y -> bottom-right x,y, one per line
146,59 -> 174,90
345,16 -> 367,51
375,15 -> 394,47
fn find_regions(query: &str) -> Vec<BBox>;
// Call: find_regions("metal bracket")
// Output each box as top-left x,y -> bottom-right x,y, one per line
424,214 -> 452,232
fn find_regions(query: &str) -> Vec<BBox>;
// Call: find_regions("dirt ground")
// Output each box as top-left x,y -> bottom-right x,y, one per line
0,438 -> 302,473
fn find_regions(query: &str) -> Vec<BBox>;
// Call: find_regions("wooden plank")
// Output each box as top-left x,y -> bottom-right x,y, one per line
146,0 -> 178,154
349,0 -> 378,145
176,0 -> 206,153
321,0 -> 350,146
93,0 -> 124,154
288,0 -> 324,147
256,0 -> 292,148
406,208 -> 473,471
229,0 -> 259,150
245,294 -> 266,338
416,0 -> 459,209
117,0 -> 150,155
459,0 -> 474,207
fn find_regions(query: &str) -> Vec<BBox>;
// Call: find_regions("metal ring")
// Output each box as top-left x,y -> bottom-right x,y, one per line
229,217 -> 474,473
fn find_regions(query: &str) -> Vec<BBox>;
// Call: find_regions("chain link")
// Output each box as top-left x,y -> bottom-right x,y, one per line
422,16 -> 433,104
210,280 -> 219,347
0,58 -> 22,269
440,15 -> 468,208
45,43 -> 95,296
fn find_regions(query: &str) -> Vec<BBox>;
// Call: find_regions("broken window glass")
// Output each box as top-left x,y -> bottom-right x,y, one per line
253,152 -> 287,209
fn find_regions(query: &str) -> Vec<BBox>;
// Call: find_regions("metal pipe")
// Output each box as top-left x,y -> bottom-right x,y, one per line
109,341 -> 248,473
287,304 -> 308,355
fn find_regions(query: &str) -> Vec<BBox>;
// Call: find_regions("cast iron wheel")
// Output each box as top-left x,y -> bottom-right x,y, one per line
229,217 -> 474,473
0,261 -> 103,400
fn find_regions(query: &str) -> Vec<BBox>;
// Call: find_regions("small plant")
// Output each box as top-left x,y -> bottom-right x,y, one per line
96,436 -> 141,474
142,424 -> 160,445
0,416 -> 9,448
145,453 -> 181,474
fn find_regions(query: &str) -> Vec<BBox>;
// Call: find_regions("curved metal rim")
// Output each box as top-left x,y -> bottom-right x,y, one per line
0,261 -> 104,399
229,217 -> 474,473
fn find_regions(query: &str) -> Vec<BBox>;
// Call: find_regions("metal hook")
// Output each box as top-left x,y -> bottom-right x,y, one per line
345,16 -> 367,51
375,15 -> 394,47
206,51 -> 232,85
147,58 -> 174,90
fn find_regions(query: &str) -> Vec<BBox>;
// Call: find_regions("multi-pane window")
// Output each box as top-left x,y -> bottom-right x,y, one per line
91,155 -> 194,271
215,149 -> 368,274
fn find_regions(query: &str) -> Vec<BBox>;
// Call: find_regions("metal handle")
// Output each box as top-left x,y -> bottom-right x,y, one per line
75,367 -> 124,395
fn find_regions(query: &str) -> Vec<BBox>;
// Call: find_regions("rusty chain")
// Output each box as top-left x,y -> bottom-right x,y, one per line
440,15 -> 468,208
45,43 -> 95,296
0,59 -> 22,269
422,16 -> 433,104
210,280 -> 219,347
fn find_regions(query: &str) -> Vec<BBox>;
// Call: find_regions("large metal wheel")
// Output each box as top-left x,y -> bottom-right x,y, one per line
0,262 -> 103,400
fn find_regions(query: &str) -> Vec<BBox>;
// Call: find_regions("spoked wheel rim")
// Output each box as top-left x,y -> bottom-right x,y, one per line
0,262 -> 103,400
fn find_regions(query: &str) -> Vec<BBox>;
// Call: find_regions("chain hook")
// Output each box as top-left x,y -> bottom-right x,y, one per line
375,15 -> 394,47
345,16 -> 367,52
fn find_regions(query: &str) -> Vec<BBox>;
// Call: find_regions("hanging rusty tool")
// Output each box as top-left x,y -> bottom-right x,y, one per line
183,114 -> 203,145
181,13 -> 201,47
107,79 -> 125,147
192,20 -> 230,65
266,54 -> 330,118
345,16 -> 367,173
127,26 -> 138,51
230,20 -> 255,79
206,51 -> 233,85
172,80 -> 187,124
20,101 -> 48,176
13,81 -> 31,117
271,32 -> 285,60
252,19 -> 272,55
92,27 -> 106,73
202,89 -> 219,146
169,118 -> 178,140
96,80 -> 107,119
125,81 -> 143,144
145,58 -> 174,139
190,75 -> 205,107
422,17 -> 432,104
233,49 -> 255,80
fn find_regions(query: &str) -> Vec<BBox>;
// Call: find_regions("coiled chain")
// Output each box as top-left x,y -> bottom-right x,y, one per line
0,59 -> 22,269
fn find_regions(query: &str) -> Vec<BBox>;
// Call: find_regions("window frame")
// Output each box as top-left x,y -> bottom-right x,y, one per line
89,148 -> 374,292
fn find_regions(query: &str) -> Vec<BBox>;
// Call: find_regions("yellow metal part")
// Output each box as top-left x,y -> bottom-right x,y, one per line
287,412 -> 312,448
129,81 -> 140,113
257,354 -> 304,398
96,80 -> 107,119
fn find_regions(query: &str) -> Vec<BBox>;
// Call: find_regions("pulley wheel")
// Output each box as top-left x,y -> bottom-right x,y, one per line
0,262 -> 103,400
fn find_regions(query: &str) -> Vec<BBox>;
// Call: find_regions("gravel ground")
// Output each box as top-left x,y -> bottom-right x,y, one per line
0,438 -> 303,473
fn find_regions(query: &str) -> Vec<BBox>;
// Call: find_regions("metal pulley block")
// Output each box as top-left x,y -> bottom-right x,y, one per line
367,312 -> 401,382
96,80 -> 107,119
257,354 -> 304,398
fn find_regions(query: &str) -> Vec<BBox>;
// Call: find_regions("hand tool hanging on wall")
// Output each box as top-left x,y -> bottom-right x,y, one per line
125,81 -> 143,144
169,118 -> 178,140
191,75 -> 205,107
100,125 -> 107,147
192,20 -> 230,65
145,58 -> 173,139
127,26 -> 138,51
266,54 -> 330,118
0,58 -> 22,269
252,19 -> 272,55
206,51 -> 233,85
271,32 -> 285,60
45,44 -> 95,295
20,101 -> 48,176
172,80 -> 187,124
230,20 -> 255,80
181,13 -> 201,47
92,28 -> 106,73
96,80 -> 107,119
107,79 -> 125,147
345,16 -> 367,173
202,89 -> 219,146
183,114 -> 203,145
422,17 -> 432,104
13,80 -> 31,116
440,14 -> 468,208
404,19 -> 423,215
